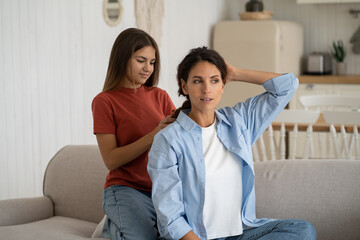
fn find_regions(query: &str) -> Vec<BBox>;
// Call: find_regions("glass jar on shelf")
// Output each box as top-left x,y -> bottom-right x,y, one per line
245,0 -> 264,12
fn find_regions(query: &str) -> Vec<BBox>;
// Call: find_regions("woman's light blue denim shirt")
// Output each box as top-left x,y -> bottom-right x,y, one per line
148,73 -> 299,240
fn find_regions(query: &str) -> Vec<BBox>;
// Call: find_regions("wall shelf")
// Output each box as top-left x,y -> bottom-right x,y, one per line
298,75 -> 360,84
297,0 -> 360,4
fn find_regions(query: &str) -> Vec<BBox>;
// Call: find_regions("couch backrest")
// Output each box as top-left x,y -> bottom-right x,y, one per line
43,145 -> 108,223
254,159 -> 360,240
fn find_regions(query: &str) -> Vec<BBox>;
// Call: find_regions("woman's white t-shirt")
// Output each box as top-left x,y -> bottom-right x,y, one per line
202,119 -> 243,239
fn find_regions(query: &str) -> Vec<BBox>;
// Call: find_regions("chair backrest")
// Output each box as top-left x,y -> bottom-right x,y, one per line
274,109 -> 320,123
322,111 -> 360,159
299,95 -> 360,111
276,109 -> 319,160
43,145 -> 108,223
253,109 -> 320,161
323,111 -> 360,125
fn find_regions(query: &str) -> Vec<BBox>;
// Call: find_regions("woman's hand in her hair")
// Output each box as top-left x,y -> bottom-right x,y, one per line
224,61 -> 236,84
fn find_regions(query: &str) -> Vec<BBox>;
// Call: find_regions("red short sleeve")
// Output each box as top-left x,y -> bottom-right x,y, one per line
92,95 -> 116,134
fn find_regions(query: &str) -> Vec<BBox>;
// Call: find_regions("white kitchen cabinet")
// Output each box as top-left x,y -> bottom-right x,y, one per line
289,84 -> 333,109
297,0 -> 360,3
332,84 -> 360,96
290,83 -> 360,109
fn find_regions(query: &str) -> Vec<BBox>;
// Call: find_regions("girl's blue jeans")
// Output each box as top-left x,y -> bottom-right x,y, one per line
102,185 -> 161,240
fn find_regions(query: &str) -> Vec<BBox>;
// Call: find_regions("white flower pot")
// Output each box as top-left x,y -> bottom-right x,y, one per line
336,62 -> 346,75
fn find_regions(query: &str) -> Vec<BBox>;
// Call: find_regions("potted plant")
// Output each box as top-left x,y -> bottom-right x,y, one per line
331,40 -> 346,75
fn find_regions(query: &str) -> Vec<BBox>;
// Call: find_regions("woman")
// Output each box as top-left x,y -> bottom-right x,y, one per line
92,28 -> 175,240
148,47 -> 316,240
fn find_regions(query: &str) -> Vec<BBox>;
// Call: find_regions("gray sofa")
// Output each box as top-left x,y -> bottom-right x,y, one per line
0,145 -> 109,240
0,145 -> 359,240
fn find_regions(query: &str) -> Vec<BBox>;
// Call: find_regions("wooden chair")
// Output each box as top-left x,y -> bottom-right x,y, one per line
298,94 -> 360,158
322,111 -> 360,160
252,109 -> 320,161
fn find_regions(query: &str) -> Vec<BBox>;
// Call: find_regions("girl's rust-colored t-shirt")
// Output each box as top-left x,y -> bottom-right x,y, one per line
92,85 -> 175,191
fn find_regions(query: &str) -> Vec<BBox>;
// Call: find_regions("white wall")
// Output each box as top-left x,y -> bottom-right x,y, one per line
0,0 -> 134,199
1,0 -> 360,200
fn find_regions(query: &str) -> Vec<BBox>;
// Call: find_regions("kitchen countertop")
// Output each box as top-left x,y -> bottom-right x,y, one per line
298,75 -> 360,84
272,113 -> 360,133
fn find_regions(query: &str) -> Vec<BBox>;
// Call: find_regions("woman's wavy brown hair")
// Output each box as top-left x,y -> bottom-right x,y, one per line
172,47 -> 227,118
103,28 -> 160,91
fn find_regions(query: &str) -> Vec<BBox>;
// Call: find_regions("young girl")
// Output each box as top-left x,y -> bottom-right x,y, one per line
148,47 -> 316,240
92,28 -> 175,240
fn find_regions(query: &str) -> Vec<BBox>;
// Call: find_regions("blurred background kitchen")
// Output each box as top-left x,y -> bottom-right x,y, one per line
1,0 -> 360,200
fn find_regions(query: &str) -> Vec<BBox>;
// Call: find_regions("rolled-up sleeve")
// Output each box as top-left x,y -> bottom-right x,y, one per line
262,73 -> 298,95
148,133 -> 192,240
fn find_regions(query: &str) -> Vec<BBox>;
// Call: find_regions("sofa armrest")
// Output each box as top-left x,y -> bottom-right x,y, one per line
0,196 -> 54,226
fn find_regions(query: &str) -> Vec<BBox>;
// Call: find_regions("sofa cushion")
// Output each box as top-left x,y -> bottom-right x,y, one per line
254,159 -> 360,240
0,216 -> 100,240
43,145 -> 108,223
91,215 -> 106,238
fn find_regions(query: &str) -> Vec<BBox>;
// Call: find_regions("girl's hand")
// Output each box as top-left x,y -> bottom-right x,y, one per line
152,115 -> 176,136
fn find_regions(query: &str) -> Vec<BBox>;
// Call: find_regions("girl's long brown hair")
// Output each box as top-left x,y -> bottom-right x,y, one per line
103,28 -> 160,91
172,47 -> 227,118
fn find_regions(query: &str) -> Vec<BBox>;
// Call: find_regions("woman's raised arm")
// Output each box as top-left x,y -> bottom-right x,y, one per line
224,62 -> 281,85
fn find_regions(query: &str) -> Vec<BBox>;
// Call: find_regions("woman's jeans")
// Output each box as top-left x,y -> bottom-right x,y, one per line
102,185 -> 316,240
102,185 -> 161,240
215,219 -> 317,240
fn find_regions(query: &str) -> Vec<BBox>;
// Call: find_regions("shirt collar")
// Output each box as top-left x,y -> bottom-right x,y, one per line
215,109 -> 232,127
177,109 -> 232,132
177,110 -> 198,132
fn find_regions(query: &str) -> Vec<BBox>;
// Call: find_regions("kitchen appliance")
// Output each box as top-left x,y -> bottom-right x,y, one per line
304,52 -> 332,75
213,20 -> 303,108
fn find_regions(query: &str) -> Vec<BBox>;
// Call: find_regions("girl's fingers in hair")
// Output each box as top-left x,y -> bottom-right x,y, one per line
163,115 -> 176,124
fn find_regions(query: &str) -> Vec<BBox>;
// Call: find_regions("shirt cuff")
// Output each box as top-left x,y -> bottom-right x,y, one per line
166,216 -> 193,240
262,73 -> 298,94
